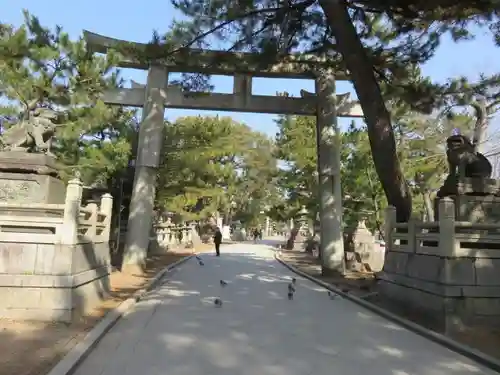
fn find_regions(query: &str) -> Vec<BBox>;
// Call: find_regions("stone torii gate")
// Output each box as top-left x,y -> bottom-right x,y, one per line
83,31 -> 364,275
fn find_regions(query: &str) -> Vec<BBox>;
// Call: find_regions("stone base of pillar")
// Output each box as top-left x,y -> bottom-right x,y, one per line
121,263 -> 146,276
321,266 -> 345,278
0,152 -> 66,205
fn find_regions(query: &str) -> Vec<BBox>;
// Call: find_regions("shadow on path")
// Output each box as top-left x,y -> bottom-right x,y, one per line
73,244 -> 495,375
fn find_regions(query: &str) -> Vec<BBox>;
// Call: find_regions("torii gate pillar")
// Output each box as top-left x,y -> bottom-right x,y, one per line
315,73 -> 345,276
122,65 -> 167,272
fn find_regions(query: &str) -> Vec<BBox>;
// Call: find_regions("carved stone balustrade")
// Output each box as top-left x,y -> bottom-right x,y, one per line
0,177 -> 113,322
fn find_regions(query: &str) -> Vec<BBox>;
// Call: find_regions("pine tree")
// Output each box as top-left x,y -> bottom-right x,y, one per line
0,10 -> 135,186
134,0 -> 500,222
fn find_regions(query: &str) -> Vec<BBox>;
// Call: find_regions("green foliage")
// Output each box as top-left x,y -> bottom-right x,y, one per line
0,11 -> 135,186
273,106 -> 479,230
341,124 -> 386,230
231,130 -> 280,227
157,115 -> 277,224
156,0 -> 499,108
274,114 -> 318,219
394,110 -> 475,219
143,0 -> 498,223
274,114 -> 386,232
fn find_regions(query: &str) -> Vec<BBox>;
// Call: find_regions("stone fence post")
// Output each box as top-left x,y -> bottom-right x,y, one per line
407,216 -> 417,252
439,197 -> 457,256
61,178 -> 83,245
100,193 -> 113,242
384,205 -> 396,248
87,203 -> 98,239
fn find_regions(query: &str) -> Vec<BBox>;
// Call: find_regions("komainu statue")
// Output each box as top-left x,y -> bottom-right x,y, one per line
434,134 -> 492,220
0,108 -> 61,155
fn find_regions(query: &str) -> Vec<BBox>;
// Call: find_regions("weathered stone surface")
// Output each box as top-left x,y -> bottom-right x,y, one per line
0,153 -> 66,204
475,258 -> 500,286
473,298 -> 500,316
406,254 -> 443,281
456,195 -> 500,223
0,240 -> 110,322
378,279 -> 445,313
381,251 -> 408,274
443,258 -> 476,285
380,247 -> 500,331
461,285 -> 500,297
379,271 -> 449,296
344,219 -> 384,272
0,152 -> 61,175
0,272 -> 109,322
71,242 -> 110,274
0,173 -> 65,204
381,165 -> 500,329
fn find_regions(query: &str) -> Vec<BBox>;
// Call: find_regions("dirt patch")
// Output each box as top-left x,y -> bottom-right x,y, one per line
279,249 -> 500,360
0,244 -> 215,375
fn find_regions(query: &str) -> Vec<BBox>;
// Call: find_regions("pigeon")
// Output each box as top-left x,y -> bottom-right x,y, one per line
287,291 -> 294,300
288,283 -> 295,293
214,298 -> 223,307
198,260 -> 204,266
291,277 -> 296,284
220,280 -> 228,287
328,291 -> 337,300
195,255 -> 201,261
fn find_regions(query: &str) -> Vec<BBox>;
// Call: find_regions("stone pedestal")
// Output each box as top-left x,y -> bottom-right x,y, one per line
344,219 -> 382,272
232,227 -> 246,241
454,177 -> 500,223
0,152 -> 66,204
222,225 -> 231,240
379,197 -> 500,333
190,225 -> 202,246
0,179 -> 113,322
434,177 -> 500,223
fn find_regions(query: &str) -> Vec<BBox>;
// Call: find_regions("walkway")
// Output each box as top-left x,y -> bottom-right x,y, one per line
73,243 -> 496,375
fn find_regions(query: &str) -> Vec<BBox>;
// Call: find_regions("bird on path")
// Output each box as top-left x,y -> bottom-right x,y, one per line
287,291 -> 294,300
214,298 -> 223,307
288,283 -> 295,293
291,277 -> 296,284
198,260 -> 204,266
220,280 -> 228,287
195,255 -> 201,261
328,291 -> 337,300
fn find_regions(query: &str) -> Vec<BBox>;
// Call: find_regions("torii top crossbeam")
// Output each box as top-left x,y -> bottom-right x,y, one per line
82,31 -> 362,117
83,31 -> 349,80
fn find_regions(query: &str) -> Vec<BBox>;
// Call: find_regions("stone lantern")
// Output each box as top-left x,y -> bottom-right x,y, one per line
297,205 -> 309,230
292,205 -> 309,247
343,195 -> 381,272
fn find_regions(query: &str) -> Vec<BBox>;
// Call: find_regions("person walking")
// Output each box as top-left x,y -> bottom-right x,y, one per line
213,227 -> 222,256
253,228 -> 259,243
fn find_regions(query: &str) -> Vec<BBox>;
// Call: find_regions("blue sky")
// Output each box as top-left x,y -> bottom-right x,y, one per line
1,0 -> 499,141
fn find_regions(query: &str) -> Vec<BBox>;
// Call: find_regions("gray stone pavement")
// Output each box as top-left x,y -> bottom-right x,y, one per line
73,243 -> 497,375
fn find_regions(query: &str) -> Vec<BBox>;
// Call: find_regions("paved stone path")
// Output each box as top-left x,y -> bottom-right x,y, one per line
73,243 -> 497,375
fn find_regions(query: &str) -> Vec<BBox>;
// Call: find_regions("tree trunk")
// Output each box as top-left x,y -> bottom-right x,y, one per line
422,190 -> 434,222
318,0 -> 412,222
471,98 -> 488,154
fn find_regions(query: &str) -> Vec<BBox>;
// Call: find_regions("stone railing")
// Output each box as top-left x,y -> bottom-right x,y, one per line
379,197 -> 500,332
148,223 -> 200,254
78,199 -> 113,243
155,224 -> 193,247
0,179 -> 113,245
0,177 -> 113,322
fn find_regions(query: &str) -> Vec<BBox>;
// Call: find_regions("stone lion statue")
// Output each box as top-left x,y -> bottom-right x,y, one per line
439,134 -> 492,194
0,108 -> 61,154
434,134 -> 492,220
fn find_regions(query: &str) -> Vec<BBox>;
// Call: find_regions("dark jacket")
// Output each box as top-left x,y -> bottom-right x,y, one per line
214,230 -> 222,244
